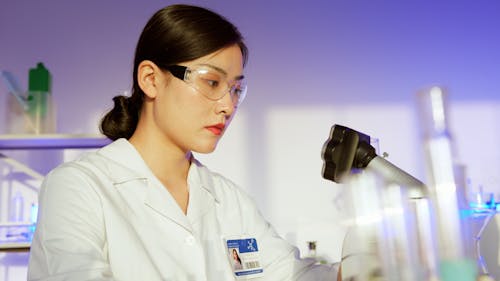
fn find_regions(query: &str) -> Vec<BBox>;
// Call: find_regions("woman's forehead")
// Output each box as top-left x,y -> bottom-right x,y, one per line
193,63 -> 245,81
184,45 -> 244,75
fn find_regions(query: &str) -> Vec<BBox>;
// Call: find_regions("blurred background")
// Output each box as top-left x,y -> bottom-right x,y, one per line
1,0 -> 499,279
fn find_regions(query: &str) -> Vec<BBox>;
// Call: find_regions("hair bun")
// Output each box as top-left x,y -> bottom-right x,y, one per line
100,95 -> 139,140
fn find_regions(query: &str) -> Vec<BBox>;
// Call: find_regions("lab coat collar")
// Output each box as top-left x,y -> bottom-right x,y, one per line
188,159 -> 220,204
96,139 -> 220,204
96,139 -> 220,228
185,159 -> 220,224
96,138 -> 150,182
144,176 -> 192,232
98,139 -> 192,231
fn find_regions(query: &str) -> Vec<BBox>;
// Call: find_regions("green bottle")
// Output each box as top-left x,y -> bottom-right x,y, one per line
27,62 -> 54,134
29,62 -> 51,94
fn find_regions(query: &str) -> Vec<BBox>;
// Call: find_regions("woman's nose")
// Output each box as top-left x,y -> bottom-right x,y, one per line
215,91 -> 236,116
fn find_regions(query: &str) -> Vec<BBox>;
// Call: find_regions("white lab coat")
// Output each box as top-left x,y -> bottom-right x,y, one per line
28,139 -> 338,281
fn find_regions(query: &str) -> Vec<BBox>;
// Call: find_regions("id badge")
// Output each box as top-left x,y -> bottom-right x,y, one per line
225,236 -> 264,279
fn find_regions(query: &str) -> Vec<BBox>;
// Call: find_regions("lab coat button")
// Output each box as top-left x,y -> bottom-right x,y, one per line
184,235 -> 195,246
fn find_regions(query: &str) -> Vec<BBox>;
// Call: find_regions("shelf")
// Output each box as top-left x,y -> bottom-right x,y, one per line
0,134 -> 111,150
0,134 -> 112,250
0,242 -> 30,251
0,222 -> 34,250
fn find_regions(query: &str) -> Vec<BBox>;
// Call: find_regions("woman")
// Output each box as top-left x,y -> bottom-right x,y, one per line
28,4 -> 339,281
231,248 -> 243,270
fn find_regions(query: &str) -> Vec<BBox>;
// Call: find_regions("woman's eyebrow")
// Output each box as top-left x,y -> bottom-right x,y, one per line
199,63 -> 244,80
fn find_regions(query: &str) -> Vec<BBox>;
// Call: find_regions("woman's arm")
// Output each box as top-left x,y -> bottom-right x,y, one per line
28,164 -> 114,281
232,187 -> 340,280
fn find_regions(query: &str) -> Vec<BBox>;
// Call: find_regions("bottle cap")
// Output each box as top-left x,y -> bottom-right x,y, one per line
29,62 -> 51,92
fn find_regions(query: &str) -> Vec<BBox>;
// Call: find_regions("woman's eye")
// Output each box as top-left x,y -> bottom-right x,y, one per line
205,79 -> 219,88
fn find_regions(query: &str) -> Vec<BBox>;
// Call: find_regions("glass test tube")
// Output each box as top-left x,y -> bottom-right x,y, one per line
343,171 -> 424,281
417,86 -> 476,281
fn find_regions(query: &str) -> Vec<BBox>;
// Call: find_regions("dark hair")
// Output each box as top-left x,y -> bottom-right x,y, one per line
232,248 -> 242,264
100,4 -> 248,140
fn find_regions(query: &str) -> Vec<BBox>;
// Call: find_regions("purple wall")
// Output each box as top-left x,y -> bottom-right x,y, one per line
1,2 -> 500,279
2,0 -> 500,225
1,1 -> 499,132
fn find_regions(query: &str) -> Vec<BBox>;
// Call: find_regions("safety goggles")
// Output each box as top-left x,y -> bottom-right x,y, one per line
164,64 -> 247,107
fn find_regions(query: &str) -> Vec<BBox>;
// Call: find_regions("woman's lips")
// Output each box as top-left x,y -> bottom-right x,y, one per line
206,124 -> 225,136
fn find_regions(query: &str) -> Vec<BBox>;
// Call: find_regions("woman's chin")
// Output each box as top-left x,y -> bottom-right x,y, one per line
192,142 -> 218,154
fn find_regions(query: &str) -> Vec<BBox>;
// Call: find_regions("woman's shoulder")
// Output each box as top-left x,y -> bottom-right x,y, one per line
47,138 -> 141,182
46,150 -> 111,180
41,152 -> 109,194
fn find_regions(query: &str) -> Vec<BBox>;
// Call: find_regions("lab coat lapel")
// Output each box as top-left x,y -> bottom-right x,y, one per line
187,180 -> 215,223
99,138 -> 192,232
144,178 -> 192,233
107,169 -> 192,234
187,160 -> 219,223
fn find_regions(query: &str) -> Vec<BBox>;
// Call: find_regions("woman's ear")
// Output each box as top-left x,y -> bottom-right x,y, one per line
137,60 -> 160,99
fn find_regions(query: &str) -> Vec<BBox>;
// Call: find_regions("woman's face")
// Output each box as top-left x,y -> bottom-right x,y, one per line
152,44 -> 244,154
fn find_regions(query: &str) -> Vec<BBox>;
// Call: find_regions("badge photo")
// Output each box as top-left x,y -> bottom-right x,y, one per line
225,237 -> 264,279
